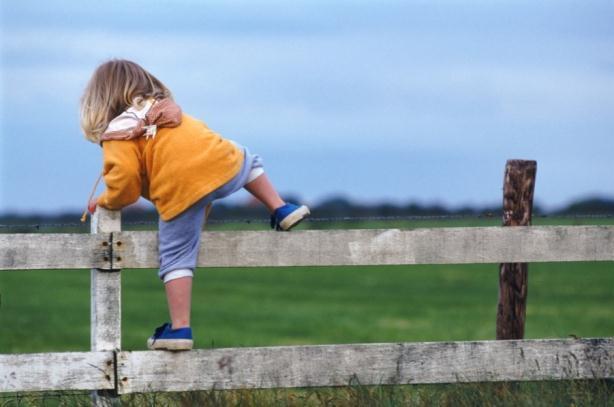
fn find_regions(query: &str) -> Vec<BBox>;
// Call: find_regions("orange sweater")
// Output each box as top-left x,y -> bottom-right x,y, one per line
97,114 -> 244,221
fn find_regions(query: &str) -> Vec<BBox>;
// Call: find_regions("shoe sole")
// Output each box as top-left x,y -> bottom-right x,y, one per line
279,205 -> 310,231
147,338 -> 193,351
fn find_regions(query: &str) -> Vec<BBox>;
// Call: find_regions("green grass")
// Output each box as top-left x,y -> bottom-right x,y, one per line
124,214 -> 614,232
2,380 -> 613,406
1,219 -> 613,405
1,261 -> 612,352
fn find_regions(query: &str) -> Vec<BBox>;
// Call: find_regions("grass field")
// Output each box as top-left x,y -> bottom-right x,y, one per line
1,217 -> 613,352
0,219 -> 613,405
0,261 -> 613,353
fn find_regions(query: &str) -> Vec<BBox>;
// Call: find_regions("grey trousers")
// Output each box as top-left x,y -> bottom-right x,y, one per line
157,146 -> 263,280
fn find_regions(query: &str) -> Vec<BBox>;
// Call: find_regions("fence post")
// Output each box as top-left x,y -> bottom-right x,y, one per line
91,208 -> 121,405
496,159 -> 537,339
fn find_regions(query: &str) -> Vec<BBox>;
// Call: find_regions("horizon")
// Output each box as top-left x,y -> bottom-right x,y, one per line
1,192 -> 612,218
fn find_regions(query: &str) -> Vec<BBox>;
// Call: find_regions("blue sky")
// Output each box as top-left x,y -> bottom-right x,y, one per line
1,0 -> 613,214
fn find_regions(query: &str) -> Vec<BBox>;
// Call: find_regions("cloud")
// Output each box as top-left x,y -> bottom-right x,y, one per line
1,0 -> 613,212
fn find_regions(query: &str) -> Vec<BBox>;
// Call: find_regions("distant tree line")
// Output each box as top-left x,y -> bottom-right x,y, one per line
1,196 -> 612,230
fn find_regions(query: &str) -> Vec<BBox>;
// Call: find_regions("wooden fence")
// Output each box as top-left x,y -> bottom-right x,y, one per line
1,209 -> 613,400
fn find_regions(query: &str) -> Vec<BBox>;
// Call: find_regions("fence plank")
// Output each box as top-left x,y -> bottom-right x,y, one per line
0,351 -> 115,392
0,233 -> 110,270
113,226 -> 614,269
2,226 -> 614,271
116,338 -> 614,393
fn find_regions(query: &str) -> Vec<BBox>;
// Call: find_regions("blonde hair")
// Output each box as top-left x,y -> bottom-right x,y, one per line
80,59 -> 172,143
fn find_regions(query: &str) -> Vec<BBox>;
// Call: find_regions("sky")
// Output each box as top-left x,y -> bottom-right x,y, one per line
1,0 -> 613,214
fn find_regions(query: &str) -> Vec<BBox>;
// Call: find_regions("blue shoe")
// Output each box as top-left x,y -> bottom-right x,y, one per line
270,203 -> 310,231
147,322 -> 193,351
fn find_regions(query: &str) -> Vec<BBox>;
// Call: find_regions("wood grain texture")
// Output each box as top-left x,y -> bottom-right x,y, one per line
113,226 -> 614,269
91,208 -> 121,352
0,233 -> 110,270
2,208 -> 613,395
90,208 -> 122,404
501,160 -> 537,227
116,338 -> 614,393
497,159 -> 537,340
2,226 -> 613,271
0,352 -> 115,392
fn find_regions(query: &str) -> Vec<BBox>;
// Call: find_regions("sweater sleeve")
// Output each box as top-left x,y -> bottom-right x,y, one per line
97,140 -> 143,210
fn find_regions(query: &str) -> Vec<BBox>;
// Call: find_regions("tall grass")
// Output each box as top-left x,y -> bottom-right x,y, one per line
3,380 -> 612,406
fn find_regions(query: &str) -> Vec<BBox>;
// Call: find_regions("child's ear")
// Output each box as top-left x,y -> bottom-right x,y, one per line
131,95 -> 145,109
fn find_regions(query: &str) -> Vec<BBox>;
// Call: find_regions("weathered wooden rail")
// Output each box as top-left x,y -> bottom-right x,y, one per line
3,339 -> 612,394
1,208 -> 613,399
3,225 -> 614,270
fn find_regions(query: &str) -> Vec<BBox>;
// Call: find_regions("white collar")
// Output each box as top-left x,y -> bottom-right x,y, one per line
105,99 -> 155,133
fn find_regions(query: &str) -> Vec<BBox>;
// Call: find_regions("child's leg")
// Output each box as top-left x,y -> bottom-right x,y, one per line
244,173 -> 285,212
158,197 -> 209,330
210,144 -> 310,230
165,276 -> 192,329
245,172 -> 310,231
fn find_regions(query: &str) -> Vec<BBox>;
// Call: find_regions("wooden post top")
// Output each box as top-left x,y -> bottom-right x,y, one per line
91,208 -> 121,234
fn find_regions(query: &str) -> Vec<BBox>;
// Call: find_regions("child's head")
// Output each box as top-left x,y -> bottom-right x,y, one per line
80,59 -> 172,143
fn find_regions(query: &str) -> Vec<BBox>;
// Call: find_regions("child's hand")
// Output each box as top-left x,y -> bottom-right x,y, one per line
88,198 -> 98,214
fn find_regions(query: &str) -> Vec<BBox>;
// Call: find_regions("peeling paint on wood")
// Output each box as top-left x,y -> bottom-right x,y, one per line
0,234 -> 110,270
116,338 -> 614,393
0,352 -> 114,392
91,208 -> 122,352
2,226 -> 613,271
1,208 -> 613,396
2,338 -> 611,394
90,208 -> 121,404
114,226 -> 614,269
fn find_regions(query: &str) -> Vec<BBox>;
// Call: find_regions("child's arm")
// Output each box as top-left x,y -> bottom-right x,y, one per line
96,140 -> 143,211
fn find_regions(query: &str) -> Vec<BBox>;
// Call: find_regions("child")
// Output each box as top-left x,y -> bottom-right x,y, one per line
81,59 -> 310,351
